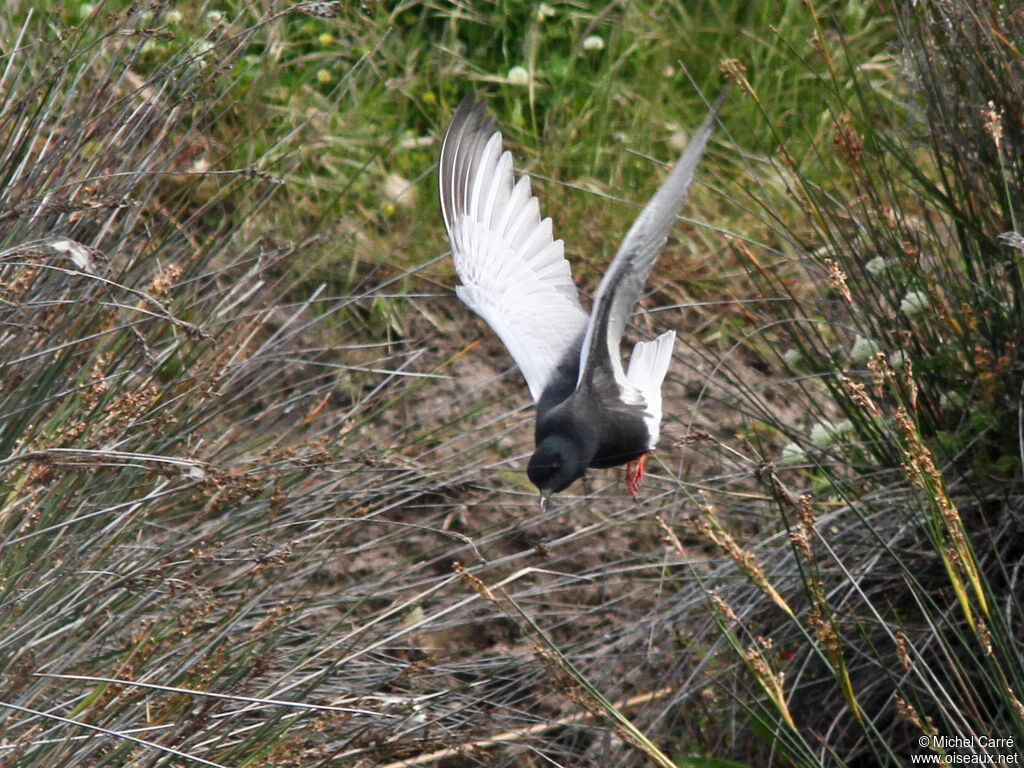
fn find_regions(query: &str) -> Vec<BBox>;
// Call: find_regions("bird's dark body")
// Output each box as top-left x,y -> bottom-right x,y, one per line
534,335 -> 649,473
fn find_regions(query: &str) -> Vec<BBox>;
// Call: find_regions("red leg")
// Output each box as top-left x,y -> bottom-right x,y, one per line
626,452 -> 650,498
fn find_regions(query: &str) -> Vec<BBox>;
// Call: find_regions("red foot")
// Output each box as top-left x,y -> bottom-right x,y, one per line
626,452 -> 650,498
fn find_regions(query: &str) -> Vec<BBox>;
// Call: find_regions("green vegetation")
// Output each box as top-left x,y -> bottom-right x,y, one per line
1,1 -> 1021,766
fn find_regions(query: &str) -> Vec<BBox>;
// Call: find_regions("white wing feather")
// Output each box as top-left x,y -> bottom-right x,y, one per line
439,97 -> 588,402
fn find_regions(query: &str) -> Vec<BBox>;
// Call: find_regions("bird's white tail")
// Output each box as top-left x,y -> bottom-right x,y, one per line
625,330 -> 675,448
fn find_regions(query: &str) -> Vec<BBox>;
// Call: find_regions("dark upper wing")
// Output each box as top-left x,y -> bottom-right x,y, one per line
576,91 -> 725,401
438,94 -> 589,402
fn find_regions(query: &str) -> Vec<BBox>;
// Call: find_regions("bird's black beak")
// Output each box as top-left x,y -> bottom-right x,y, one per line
539,490 -> 551,513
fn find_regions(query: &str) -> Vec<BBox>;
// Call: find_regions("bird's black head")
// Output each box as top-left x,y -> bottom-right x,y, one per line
527,434 -> 588,502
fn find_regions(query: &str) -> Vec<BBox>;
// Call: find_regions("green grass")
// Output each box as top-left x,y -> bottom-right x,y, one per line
1,0 -> 1022,766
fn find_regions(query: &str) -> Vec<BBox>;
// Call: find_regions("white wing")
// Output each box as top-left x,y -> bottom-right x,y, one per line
439,95 -> 589,402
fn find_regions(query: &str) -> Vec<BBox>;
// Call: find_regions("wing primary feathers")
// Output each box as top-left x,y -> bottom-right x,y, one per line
576,90 -> 725,395
439,95 -> 490,238
438,94 -> 589,403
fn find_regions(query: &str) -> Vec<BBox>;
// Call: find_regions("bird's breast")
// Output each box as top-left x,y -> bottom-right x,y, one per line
536,388 -> 649,471
588,409 -> 650,468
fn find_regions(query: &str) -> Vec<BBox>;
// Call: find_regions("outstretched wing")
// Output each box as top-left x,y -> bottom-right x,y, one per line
439,94 -> 589,402
577,91 -> 724,401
